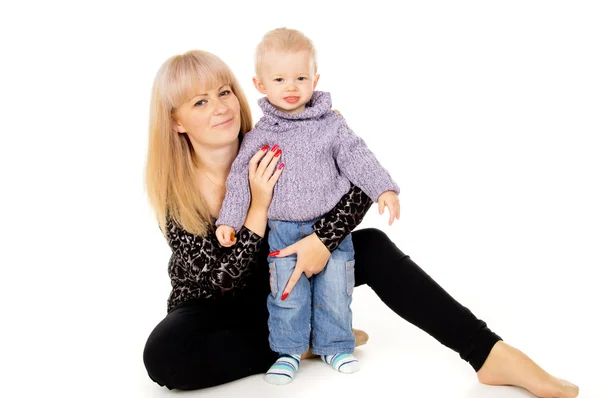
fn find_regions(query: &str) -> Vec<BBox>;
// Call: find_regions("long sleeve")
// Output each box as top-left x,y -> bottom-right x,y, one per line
333,118 -> 400,202
166,218 -> 264,312
216,131 -> 263,232
312,184 -> 373,252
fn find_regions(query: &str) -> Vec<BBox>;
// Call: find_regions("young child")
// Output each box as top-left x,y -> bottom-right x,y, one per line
215,27 -> 400,385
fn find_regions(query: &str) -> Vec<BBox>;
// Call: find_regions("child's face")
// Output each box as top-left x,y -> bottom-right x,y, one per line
253,50 -> 320,114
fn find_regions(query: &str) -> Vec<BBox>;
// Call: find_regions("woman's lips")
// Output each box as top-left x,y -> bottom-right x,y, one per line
214,118 -> 233,127
283,96 -> 300,104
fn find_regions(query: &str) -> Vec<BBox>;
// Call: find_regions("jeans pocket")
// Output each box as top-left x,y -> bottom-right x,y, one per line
268,261 -> 278,298
345,259 -> 355,296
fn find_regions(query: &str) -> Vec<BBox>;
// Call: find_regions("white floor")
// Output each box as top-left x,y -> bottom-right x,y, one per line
132,285 -> 599,398
2,2 -> 599,397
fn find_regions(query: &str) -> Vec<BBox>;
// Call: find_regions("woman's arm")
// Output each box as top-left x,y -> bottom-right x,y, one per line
312,183 -> 373,252
272,184 -> 373,298
167,146 -> 283,307
166,219 -> 264,305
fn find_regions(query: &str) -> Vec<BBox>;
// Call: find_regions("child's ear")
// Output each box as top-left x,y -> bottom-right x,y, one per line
253,77 -> 267,94
313,74 -> 320,89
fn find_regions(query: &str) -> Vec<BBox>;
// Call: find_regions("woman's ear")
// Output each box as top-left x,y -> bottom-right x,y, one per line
253,77 -> 267,94
172,118 -> 186,134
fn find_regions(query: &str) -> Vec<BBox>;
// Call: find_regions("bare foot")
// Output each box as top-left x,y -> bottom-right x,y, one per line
301,328 -> 369,360
354,328 -> 369,347
477,341 -> 579,397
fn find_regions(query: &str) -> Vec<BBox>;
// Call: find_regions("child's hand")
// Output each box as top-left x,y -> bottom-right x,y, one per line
216,225 -> 237,247
378,191 -> 400,226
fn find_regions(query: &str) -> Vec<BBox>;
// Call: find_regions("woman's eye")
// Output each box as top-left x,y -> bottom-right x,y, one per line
194,100 -> 207,106
220,90 -> 231,96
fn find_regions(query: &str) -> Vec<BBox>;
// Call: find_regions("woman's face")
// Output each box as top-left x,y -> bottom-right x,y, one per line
172,83 -> 241,149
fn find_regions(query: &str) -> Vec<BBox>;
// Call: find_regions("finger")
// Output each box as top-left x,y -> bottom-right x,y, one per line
263,148 -> 281,181
378,199 -> 384,215
256,145 -> 278,178
225,228 -> 235,243
269,244 -> 296,258
217,234 -> 229,247
282,267 -> 303,300
388,202 -> 397,225
268,162 -> 284,185
248,145 -> 270,180
222,229 -> 231,243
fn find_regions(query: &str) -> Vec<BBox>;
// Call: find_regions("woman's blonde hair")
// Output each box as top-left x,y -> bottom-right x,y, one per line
255,27 -> 318,75
145,50 -> 253,237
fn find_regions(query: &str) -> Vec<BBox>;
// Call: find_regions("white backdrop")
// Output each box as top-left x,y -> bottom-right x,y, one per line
1,1 -> 599,397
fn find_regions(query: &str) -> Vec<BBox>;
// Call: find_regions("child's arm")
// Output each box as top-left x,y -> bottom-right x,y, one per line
215,132 -> 263,233
333,118 -> 400,203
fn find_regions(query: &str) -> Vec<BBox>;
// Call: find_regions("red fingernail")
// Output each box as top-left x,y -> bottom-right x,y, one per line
271,144 -> 279,152
278,163 -> 284,170
268,250 -> 280,257
261,145 -> 269,151
274,149 -> 282,157
281,292 -> 289,301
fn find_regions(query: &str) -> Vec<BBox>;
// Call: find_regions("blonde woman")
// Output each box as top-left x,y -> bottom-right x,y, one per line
143,50 -> 578,397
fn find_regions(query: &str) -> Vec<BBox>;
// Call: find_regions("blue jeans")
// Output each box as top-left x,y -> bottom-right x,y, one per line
266,219 -> 356,356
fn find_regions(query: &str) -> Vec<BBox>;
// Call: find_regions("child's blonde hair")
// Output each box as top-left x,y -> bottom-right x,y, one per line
145,50 -> 253,237
255,27 -> 318,75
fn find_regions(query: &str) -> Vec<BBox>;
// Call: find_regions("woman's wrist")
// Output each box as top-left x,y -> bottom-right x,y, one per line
312,224 -> 336,253
248,203 -> 268,219
243,204 -> 269,238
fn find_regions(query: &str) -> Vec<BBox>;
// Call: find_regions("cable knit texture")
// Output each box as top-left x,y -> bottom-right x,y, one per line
216,91 -> 399,232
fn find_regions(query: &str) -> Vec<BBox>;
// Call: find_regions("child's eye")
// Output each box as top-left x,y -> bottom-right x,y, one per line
194,100 -> 207,106
274,78 -> 284,82
220,90 -> 231,96
298,77 -> 306,81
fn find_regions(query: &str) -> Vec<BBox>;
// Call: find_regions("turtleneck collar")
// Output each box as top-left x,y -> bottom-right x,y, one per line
258,91 -> 332,123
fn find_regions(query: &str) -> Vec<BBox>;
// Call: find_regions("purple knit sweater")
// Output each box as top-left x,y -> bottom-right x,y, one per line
216,91 -> 399,232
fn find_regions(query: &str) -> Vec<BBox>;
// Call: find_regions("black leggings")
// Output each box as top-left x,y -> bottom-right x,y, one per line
143,228 -> 501,390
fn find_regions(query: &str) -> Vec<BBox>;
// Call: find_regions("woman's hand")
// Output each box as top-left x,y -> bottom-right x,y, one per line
269,233 -> 331,300
243,145 -> 283,238
248,145 -> 283,211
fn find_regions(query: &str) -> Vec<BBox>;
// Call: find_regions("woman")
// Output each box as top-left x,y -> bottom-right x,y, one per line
142,50 -> 578,397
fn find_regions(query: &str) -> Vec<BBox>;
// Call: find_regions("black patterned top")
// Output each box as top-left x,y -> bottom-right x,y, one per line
165,184 -> 373,312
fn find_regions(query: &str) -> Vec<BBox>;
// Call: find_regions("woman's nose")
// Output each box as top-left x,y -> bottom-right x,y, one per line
212,99 -> 228,115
